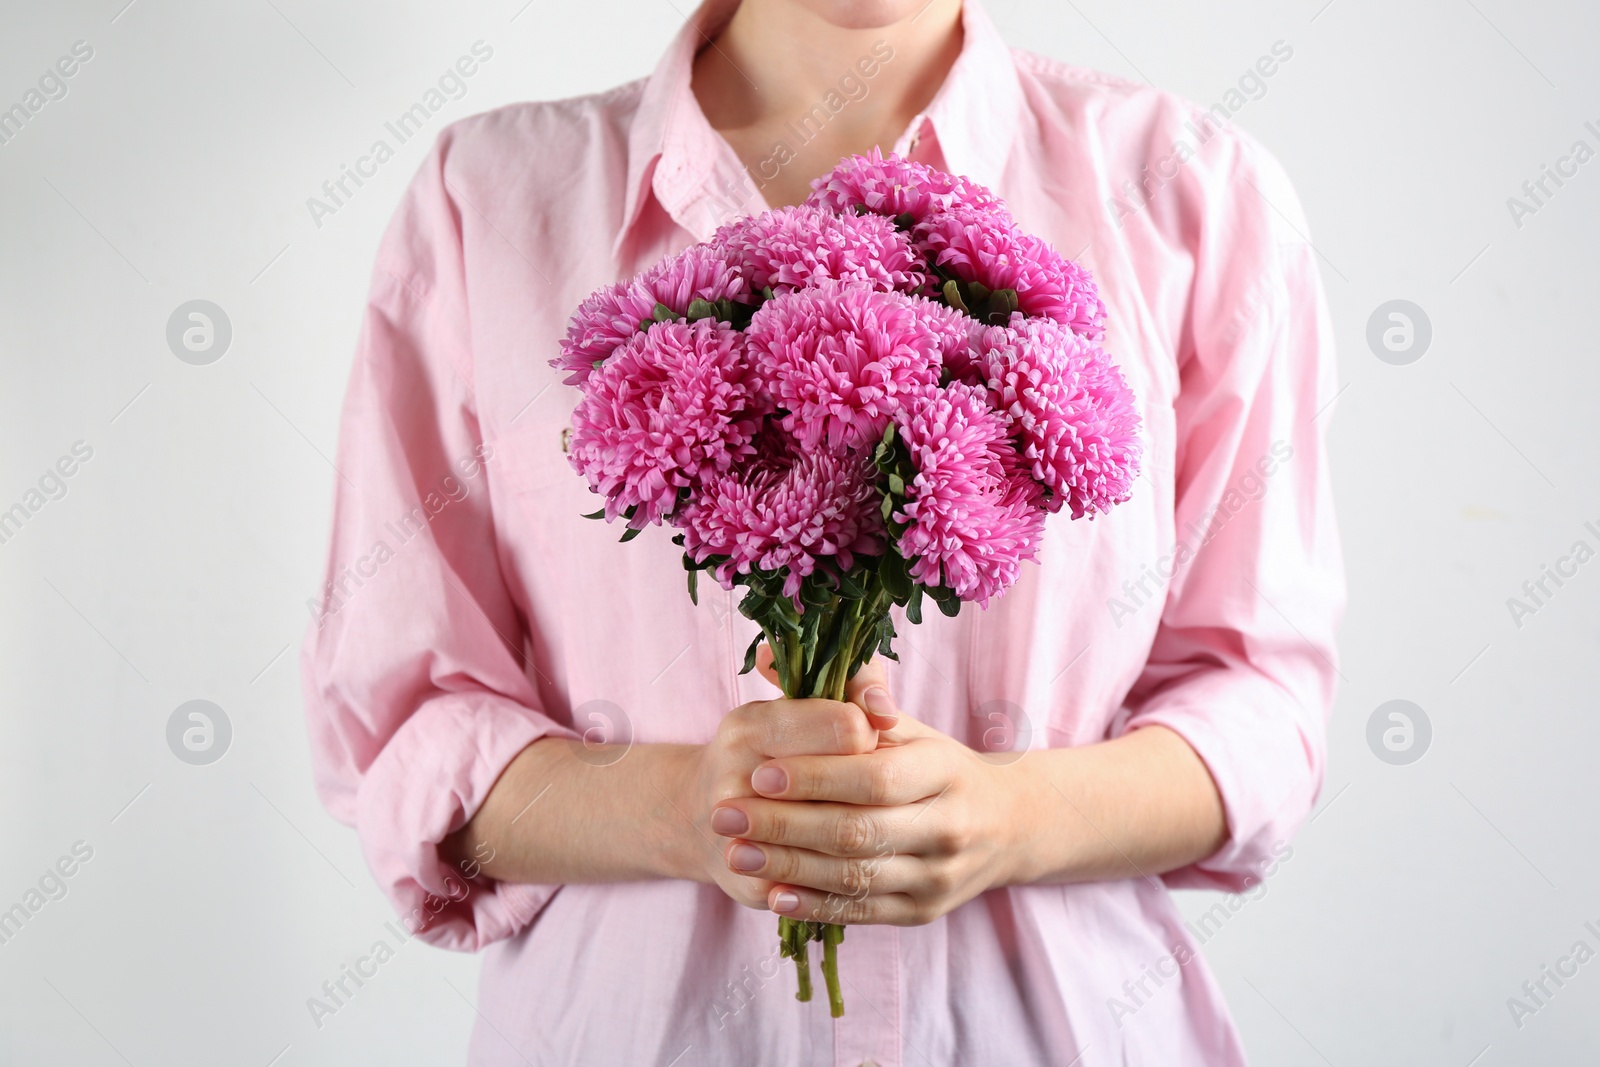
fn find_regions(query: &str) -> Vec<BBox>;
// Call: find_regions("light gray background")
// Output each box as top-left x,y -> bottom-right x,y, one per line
2,0 -> 1596,1063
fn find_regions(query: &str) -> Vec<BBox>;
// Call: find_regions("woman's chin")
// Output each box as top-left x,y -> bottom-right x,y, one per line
785,0 -> 956,32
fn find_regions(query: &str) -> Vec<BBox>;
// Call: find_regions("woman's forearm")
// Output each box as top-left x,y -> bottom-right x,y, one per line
444,690 -> 889,899
444,737 -> 705,885
1004,724 -> 1228,887
447,718 -> 1227,902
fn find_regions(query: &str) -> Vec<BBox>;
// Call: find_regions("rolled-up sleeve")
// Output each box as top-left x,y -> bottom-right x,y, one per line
300,131 -> 574,950
1118,130 -> 1346,893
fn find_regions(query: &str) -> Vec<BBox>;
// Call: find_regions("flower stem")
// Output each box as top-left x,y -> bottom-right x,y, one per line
821,920 -> 844,1017
793,927 -> 813,1002
766,573 -> 892,1017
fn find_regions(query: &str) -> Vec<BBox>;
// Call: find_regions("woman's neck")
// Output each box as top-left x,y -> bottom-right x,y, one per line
692,0 -> 965,208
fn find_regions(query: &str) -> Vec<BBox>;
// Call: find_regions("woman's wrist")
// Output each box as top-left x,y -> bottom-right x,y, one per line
578,740 -> 711,884
986,727 -> 1228,890
980,752 -> 1070,890
651,741 -> 716,883
448,738 -> 710,886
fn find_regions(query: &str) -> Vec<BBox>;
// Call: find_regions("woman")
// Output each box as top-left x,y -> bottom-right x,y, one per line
302,0 -> 1343,1063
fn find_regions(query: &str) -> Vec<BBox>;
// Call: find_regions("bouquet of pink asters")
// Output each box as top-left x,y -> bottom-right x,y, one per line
553,150 -> 1142,1016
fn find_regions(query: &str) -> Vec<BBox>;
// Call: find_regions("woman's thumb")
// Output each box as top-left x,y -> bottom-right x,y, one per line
844,657 -> 899,730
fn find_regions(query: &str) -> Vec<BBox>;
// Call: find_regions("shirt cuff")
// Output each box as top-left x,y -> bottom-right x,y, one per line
355,690 -> 576,951
1114,669 -> 1321,894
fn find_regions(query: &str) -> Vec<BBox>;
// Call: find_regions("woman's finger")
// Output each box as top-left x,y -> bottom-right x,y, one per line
724,839 -> 913,897
752,740 -> 949,805
842,656 -> 898,729
728,698 -> 877,759
759,643 -> 895,730
754,642 -> 781,689
712,798 -> 942,857
766,883 -> 926,927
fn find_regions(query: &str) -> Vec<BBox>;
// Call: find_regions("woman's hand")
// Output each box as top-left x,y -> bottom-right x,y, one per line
708,658 -> 1032,927
446,650 -> 897,893
452,645 -> 1224,912
674,690 -> 884,910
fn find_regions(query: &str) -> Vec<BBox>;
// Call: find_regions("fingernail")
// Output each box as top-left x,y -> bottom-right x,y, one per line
751,766 -> 787,795
710,807 -> 749,836
864,686 -> 898,723
729,843 -> 765,873
771,891 -> 800,914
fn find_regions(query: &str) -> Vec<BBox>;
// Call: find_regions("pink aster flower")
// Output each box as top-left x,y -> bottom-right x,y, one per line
566,318 -> 765,526
552,244 -> 749,385
807,148 -> 1012,226
966,316 -> 1143,518
914,210 -> 1106,340
714,205 -> 925,296
747,283 -> 968,452
891,382 -> 1047,606
678,428 -> 884,598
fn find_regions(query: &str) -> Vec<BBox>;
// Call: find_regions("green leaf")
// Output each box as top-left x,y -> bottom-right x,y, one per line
876,621 -> 899,660
937,594 -> 962,618
880,494 -> 894,522
687,567 -> 699,605
739,632 -> 762,675
739,593 -> 773,621
771,630 -> 797,695
834,569 -> 866,599
686,298 -> 716,321
879,550 -> 912,601
800,579 -> 832,608
580,507 -> 606,520
619,525 -> 643,543
988,288 -> 1019,324
887,471 -> 905,497
848,633 -> 877,677
716,297 -> 734,321
652,302 -> 676,322
801,612 -> 821,671
906,584 -> 924,625
941,279 -> 969,314
873,442 -> 899,473
968,280 -> 992,304
811,616 -> 846,689
893,211 -> 915,230
761,286 -> 775,300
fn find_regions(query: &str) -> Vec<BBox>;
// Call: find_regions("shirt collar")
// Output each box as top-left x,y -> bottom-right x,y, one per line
615,0 -> 1023,258
902,0 -> 1023,194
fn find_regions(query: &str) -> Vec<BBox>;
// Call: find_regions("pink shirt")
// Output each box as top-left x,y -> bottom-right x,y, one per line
300,1 -> 1344,1063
